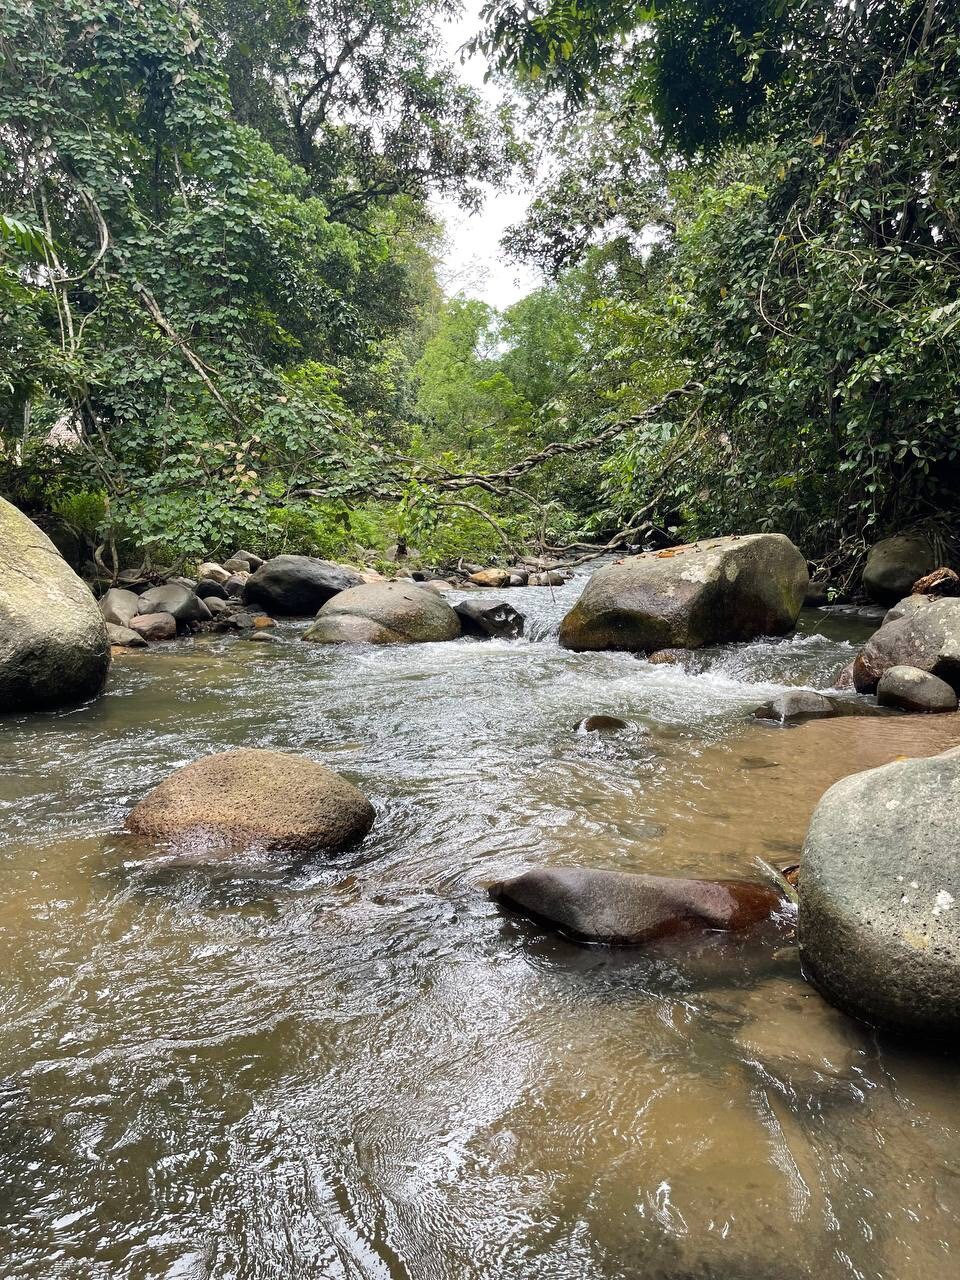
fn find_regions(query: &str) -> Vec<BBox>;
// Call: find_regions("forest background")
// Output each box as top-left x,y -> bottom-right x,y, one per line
1,0 -> 957,583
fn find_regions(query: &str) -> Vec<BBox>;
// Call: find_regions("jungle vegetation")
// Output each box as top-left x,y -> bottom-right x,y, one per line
1,0 -> 957,579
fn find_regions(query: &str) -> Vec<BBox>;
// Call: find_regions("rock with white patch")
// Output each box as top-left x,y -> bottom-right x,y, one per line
559,533 -> 808,652
799,746 -> 960,1037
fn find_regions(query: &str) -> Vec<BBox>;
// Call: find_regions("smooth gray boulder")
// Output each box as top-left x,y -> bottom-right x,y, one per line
799,748 -> 960,1037
127,747 -> 374,857
243,555 -> 362,615
454,598 -> 525,639
558,533 -> 808,652
862,533 -> 936,604
852,596 -> 960,693
876,665 -> 958,713
0,496 -> 110,711
303,582 -> 461,646
138,583 -> 210,625
99,587 -> 141,627
489,866 -> 784,946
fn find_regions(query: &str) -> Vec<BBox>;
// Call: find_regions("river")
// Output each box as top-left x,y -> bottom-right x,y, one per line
1,571 -> 958,1279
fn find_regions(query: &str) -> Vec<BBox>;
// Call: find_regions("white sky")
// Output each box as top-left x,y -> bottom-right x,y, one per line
433,3 -> 542,310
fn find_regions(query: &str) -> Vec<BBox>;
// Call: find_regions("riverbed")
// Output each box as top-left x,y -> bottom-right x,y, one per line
1,573 -> 958,1279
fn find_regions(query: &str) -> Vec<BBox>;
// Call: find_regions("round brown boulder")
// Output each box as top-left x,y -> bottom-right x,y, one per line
489,866 -> 784,946
558,533 -> 808,652
127,748 -> 374,855
302,582 -> 461,646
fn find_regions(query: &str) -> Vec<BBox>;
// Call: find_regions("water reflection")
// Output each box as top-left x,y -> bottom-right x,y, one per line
0,575 -> 958,1278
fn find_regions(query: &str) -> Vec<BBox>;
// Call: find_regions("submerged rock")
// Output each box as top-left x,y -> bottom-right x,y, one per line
558,533 -> 808,653
862,533 -> 936,604
733,978 -> 869,1089
575,714 -> 630,733
0,496 -> 110,711
852,597 -> 960,693
303,581 -> 461,646
489,866 -> 784,946
127,747 -> 374,856
242,555 -> 362,615
454,598 -> 525,639
798,747 -> 960,1037
876,664 -> 958,713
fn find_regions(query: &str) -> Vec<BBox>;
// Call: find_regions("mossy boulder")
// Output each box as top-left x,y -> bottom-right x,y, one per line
303,582 -> 461,646
558,533 -> 808,652
0,496 -> 110,712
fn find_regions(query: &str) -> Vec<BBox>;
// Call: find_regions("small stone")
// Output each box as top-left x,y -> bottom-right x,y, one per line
197,562 -> 230,584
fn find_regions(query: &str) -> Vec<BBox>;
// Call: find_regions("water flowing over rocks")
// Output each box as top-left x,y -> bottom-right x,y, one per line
489,867 -> 785,946
127,747 -> 374,856
799,746 -> 960,1037
242,555 -> 363,615
0,496 -> 110,711
558,533 -> 808,652
862,533 -> 936,604
303,581 -> 461,645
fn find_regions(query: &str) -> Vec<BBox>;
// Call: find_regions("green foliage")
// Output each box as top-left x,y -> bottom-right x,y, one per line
483,0 -> 960,562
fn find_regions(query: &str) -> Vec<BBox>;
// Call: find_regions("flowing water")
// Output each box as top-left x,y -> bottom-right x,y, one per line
1,573 -> 958,1279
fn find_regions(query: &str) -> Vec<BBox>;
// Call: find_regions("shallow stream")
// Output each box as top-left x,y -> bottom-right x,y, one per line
1,572 -> 958,1279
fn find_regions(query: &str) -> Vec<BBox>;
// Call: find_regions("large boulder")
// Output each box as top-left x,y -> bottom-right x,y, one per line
862,533 -> 936,604
454,598 -> 525,639
876,664 -> 958,713
489,866 -> 784,946
558,533 -> 808,652
138,583 -> 210,625
242,555 -> 362,615
799,747 -> 960,1037
852,597 -> 960,693
0,496 -> 110,711
302,582 -> 461,646
127,747 -> 374,856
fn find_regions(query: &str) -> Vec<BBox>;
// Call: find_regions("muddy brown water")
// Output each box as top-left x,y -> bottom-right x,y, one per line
1,576 -> 958,1279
